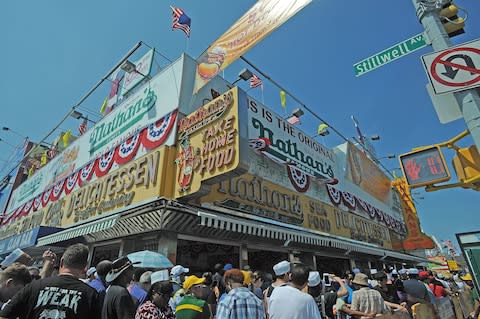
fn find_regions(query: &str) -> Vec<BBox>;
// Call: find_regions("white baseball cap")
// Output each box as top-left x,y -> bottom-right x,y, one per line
170,265 -> 189,277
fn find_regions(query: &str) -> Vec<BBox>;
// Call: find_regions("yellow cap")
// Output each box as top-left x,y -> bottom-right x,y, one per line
242,270 -> 252,285
461,273 -> 472,281
183,275 -> 206,291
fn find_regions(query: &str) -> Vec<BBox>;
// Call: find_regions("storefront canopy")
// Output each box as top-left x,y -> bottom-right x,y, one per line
34,200 -> 426,264
195,210 -> 426,263
36,213 -> 120,247
0,226 -> 61,255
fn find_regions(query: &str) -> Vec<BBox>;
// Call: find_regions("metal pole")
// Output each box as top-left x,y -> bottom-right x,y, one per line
412,0 -> 480,151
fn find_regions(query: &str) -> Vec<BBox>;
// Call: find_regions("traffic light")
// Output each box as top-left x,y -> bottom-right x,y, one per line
452,146 -> 480,186
439,3 -> 465,38
399,146 -> 451,188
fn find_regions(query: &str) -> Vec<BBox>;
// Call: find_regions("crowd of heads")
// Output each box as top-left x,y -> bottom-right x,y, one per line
0,244 -> 477,319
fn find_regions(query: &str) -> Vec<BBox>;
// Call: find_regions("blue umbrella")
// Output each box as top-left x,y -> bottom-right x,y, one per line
127,250 -> 173,269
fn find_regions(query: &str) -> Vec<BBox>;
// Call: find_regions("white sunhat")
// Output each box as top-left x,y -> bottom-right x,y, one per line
308,271 -> 321,287
273,260 -> 290,276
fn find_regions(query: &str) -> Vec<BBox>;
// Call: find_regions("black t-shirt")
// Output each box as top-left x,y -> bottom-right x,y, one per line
313,291 -> 337,319
373,284 -> 400,304
0,274 -> 101,319
101,285 -> 136,319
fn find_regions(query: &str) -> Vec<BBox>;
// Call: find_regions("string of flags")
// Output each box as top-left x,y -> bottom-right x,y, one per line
280,90 -> 286,109
250,74 -> 263,88
78,117 -> 88,136
317,123 -> 329,136
287,114 -> 301,125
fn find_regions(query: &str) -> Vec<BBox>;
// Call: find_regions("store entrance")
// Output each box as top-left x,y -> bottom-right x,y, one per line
176,239 -> 239,275
91,243 -> 121,267
248,249 -> 289,274
315,255 -> 350,276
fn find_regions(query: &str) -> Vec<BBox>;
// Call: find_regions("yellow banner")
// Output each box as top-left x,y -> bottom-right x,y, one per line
197,173 -> 392,249
175,87 -> 240,198
0,146 -> 175,238
194,0 -> 312,92
346,142 -> 391,203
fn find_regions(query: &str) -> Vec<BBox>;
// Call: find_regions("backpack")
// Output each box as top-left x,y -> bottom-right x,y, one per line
314,291 -> 336,319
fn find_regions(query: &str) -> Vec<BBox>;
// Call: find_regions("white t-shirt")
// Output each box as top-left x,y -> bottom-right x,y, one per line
268,285 -> 321,319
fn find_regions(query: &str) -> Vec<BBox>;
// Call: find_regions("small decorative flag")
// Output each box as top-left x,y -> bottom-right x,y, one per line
78,117 -> 88,136
317,123 -> 329,136
47,147 -> 58,159
28,165 -> 35,177
100,97 -> 108,115
171,6 -> 191,37
351,115 -> 365,145
287,115 -> 300,125
63,130 -> 72,148
106,70 -> 124,114
250,74 -> 263,88
40,151 -> 47,166
280,90 -> 286,109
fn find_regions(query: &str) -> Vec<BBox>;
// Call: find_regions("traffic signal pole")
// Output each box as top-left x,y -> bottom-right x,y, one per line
412,0 -> 480,152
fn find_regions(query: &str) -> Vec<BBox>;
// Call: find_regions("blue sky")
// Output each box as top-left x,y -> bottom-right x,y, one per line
1,0 -> 479,251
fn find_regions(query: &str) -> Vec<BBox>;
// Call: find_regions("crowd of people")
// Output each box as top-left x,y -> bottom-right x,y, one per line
0,243 -> 477,319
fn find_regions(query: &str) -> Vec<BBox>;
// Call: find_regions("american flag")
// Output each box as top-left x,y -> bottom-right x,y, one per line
171,6 -> 191,37
287,115 -> 300,125
47,147 -> 58,159
78,117 -> 88,136
250,74 -> 263,88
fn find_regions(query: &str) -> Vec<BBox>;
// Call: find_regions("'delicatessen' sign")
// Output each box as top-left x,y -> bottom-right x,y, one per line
0,146 -> 176,240
198,173 -> 392,249
174,87 -> 241,198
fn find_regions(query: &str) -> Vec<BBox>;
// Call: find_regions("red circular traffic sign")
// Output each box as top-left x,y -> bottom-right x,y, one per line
430,47 -> 480,87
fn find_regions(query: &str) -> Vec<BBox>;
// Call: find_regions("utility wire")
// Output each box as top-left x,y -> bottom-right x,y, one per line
240,56 -> 351,143
0,42 -> 143,187
240,56 -> 397,180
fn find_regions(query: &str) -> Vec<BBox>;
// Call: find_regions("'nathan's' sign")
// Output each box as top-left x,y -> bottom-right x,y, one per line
246,97 -> 335,193
197,173 -> 393,248
6,60 -> 182,215
89,87 -> 157,154
175,87 -> 240,198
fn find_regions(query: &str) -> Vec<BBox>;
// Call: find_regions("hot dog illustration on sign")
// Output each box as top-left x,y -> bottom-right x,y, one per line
175,137 -> 197,192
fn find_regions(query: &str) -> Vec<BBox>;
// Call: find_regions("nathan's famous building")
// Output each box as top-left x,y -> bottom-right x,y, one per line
0,54 -> 433,274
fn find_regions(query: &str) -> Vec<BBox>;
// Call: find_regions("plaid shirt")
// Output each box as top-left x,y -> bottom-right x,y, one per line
216,287 -> 265,319
351,287 -> 388,319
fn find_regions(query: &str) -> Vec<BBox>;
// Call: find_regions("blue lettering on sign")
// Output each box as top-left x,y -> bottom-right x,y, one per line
0,227 -> 40,255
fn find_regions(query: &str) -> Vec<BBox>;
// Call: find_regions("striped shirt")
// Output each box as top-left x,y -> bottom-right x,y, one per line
216,287 -> 265,319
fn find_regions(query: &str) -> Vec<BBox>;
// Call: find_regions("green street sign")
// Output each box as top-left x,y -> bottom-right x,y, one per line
354,33 -> 427,77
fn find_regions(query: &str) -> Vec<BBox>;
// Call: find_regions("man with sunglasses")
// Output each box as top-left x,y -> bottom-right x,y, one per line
175,275 -> 211,319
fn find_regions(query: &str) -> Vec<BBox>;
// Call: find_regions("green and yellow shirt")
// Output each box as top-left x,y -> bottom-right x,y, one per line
175,295 -> 210,319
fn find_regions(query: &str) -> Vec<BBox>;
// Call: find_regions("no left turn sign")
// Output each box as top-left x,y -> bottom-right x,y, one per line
422,39 -> 480,94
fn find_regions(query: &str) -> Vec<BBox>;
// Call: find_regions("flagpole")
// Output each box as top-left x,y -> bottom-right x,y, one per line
261,84 -> 265,104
